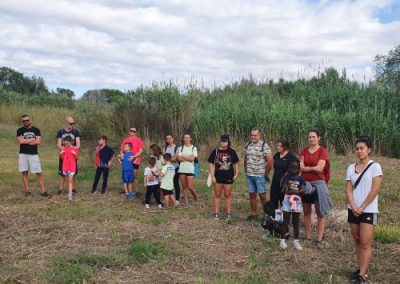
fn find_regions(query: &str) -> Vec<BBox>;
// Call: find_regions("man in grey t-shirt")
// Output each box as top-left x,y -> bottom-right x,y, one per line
244,127 -> 273,220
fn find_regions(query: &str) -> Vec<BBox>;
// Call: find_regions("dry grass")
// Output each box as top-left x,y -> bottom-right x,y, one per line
0,124 -> 399,284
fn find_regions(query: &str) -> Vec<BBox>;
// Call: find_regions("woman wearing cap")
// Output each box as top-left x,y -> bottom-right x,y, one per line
208,135 -> 239,221
300,128 -> 332,249
346,136 -> 382,284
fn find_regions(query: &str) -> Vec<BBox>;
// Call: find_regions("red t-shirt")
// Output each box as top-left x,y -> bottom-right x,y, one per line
61,146 -> 79,172
120,136 -> 144,165
300,147 -> 329,182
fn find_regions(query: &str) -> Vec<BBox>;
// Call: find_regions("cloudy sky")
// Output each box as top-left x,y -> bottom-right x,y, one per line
0,0 -> 399,97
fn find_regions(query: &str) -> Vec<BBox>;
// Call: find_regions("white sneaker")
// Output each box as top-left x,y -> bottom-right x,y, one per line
293,240 -> 303,251
175,200 -> 180,206
145,204 -> 150,209
279,239 -> 287,249
68,195 -> 73,202
157,204 -> 162,209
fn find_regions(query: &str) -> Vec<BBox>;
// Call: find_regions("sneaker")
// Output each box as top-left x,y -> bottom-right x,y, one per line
175,200 -> 180,206
72,189 -> 77,194
279,239 -> 288,249
350,269 -> 360,282
226,214 -> 232,223
214,213 -> 220,220
292,240 -> 303,251
57,190 -> 63,195
127,193 -> 135,200
91,190 -> 97,195
41,191 -> 50,198
316,240 -> 323,250
101,191 -> 106,195
157,204 -> 162,209
354,275 -> 367,284
247,214 -> 259,221
68,195 -> 73,202
145,204 -> 150,209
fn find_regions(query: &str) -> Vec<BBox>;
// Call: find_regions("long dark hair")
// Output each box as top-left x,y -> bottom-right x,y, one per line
150,144 -> 163,158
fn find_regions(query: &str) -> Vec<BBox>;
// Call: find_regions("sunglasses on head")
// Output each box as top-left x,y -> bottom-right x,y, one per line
22,119 -> 30,123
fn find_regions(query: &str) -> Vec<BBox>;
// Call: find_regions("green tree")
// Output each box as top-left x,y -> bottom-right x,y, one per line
55,87 -> 75,98
375,44 -> 400,94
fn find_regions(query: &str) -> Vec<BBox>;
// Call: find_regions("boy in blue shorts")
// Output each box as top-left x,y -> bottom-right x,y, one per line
119,143 -> 135,199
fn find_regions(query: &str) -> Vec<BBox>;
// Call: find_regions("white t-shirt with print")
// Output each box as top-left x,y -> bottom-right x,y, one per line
160,164 -> 175,191
144,166 -> 159,186
346,161 -> 382,213
177,145 -> 197,174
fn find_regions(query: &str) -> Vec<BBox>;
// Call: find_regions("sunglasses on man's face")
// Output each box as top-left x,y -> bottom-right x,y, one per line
67,122 -> 75,125
22,120 -> 30,123
129,129 -> 137,133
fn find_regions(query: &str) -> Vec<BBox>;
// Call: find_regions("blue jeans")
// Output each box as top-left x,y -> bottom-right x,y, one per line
246,176 -> 267,194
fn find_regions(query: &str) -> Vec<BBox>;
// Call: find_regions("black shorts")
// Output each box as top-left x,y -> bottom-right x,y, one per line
179,173 -> 194,177
302,190 -> 318,204
348,209 -> 377,225
162,189 -> 174,196
133,164 -> 139,170
216,178 -> 234,185
58,158 -> 78,176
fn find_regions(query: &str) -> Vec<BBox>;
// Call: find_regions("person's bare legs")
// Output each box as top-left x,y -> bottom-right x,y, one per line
223,184 -> 233,215
36,172 -> 45,193
133,169 -> 138,193
170,195 -> 176,207
123,183 -> 128,195
358,223 -> 374,278
67,176 -> 74,200
315,204 -> 326,241
21,171 -> 29,192
259,192 -> 268,208
214,183 -> 223,214
249,192 -> 258,216
59,176 -> 65,193
303,203 -> 312,240
350,223 -> 361,270
180,175 -> 189,205
186,176 -> 198,201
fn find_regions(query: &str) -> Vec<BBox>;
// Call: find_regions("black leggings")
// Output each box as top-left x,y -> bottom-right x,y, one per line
174,168 -> 181,201
145,184 -> 161,205
280,211 -> 300,239
92,167 -> 109,193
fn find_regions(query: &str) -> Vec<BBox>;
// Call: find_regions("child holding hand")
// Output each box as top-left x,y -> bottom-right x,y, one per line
60,136 -> 79,201
119,143 -> 135,200
279,162 -> 305,250
144,156 -> 162,209
160,153 -> 176,207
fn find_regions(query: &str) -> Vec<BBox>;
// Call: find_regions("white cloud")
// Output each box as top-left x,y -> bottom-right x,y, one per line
0,0 -> 399,96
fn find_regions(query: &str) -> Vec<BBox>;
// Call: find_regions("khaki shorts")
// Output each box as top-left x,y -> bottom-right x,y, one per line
18,154 -> 42,173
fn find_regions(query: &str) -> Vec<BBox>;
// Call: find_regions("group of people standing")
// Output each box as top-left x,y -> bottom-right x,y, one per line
16,115 -> 382,284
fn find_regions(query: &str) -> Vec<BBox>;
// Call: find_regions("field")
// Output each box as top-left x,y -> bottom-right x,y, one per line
0,121 -> 399,284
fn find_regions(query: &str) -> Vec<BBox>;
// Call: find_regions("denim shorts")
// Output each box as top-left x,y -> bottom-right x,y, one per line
122,170 -> 134,184
246,176 -> 267,194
